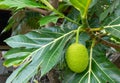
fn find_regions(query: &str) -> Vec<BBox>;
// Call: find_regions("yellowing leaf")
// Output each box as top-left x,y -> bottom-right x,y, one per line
70,0 -> 92,18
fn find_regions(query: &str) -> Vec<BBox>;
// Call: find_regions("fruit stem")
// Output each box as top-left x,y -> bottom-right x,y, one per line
76,26 -> 82,43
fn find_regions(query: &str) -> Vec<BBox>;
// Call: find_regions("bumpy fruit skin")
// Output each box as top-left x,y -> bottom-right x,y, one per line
66,43 -> 89,73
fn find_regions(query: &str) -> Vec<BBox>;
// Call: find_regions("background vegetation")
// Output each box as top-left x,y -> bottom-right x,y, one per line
0,0 -> 120,83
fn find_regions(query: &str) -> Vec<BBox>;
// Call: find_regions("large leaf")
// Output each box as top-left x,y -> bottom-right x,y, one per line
70,0 -> 92,17
9,37 -> 67,83
40,37 -> 66,76
91,44 -> 120,82
3,48 -> 35,67
9,45 -> 51,83
5,27 -> 75,83
62,44 -> 120,83
11,55 -> 43,83
3,48 -> 35,59
0,0 -> 45,10
100,0 -> 120,21
104,16 -> 120,39
6,62 -> 29,83
4,35 -> 42,48
0,0 -> 9,9
5,27 -> 64,48
39,15 -> 59,26
3,56 -> 27,67
25,26 -> 64,43
105,26 -> 120,39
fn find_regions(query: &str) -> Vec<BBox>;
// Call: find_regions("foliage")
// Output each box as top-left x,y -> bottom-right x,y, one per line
0,0 -> 120,83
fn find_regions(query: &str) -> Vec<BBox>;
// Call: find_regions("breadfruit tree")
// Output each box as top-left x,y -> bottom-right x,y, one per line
0,0 -> 120,83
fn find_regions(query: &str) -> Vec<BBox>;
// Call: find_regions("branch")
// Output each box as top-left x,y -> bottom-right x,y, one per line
26,0 -> 59,15
26,7 -> 51,15
86,28 -> 120,49
47,69 -> 60,83
95,31 -> 120,49
49,0 -> 59,9
98,38 -> 120,49
89,27 -> 103,32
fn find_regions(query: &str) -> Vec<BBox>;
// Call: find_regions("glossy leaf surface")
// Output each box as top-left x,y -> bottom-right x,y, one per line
70,0 -> 92,17
105,16 -> 120,39
0,0 -> 44,9
5,27 -> 74,83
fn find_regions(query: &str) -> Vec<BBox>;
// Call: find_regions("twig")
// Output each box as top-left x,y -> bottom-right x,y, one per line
49,0 -> 59,9
47,69 -> 60,83
98,38 -> 120,49
26,7 -> 51,15
26,0 -> 59,15
86,28 -> 120,49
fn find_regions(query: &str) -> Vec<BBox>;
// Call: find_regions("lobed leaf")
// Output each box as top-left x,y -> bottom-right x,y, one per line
40,38 -> 66,76
3,48 -> 35,67
6,62 -> 29,83
5,27 -> 64,49
12,58 -> 42,83
105,26 -> 120,39
3,56 -> 27,67
100,0 -> 120,21
3,48 -> 35,59
4,35 -> 42,48
5,27 -> 74,83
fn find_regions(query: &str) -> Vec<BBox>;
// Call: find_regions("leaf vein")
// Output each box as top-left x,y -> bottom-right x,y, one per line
92,58 -> 115,82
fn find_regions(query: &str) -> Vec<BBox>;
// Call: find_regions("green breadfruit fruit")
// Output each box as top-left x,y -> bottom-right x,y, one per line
66,43 -> 89,73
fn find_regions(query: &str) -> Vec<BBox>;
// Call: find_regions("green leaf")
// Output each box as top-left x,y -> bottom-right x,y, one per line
3,48 -> 34,67
4,35 -> 42,48
1,19 -> 14,33
3,56 -> 26,67
5,27 -> 64,48
70,0 -> 92,18
3,48 -> 35,59
40,37 -> 66,76
91,44 -> 120,82
105,26 -> 120,39
100,0 -> 120,21
26,27 -> 64,39
5,27 -> 75,83
10,45 -> 51,83
0,0 -> 45,10
0,0 -> 9,9
79,32 -> 90,45
39,15 -> 59,26
6,63 -> 29,83
12,58 -> 41,83
104,16 -> 120,39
